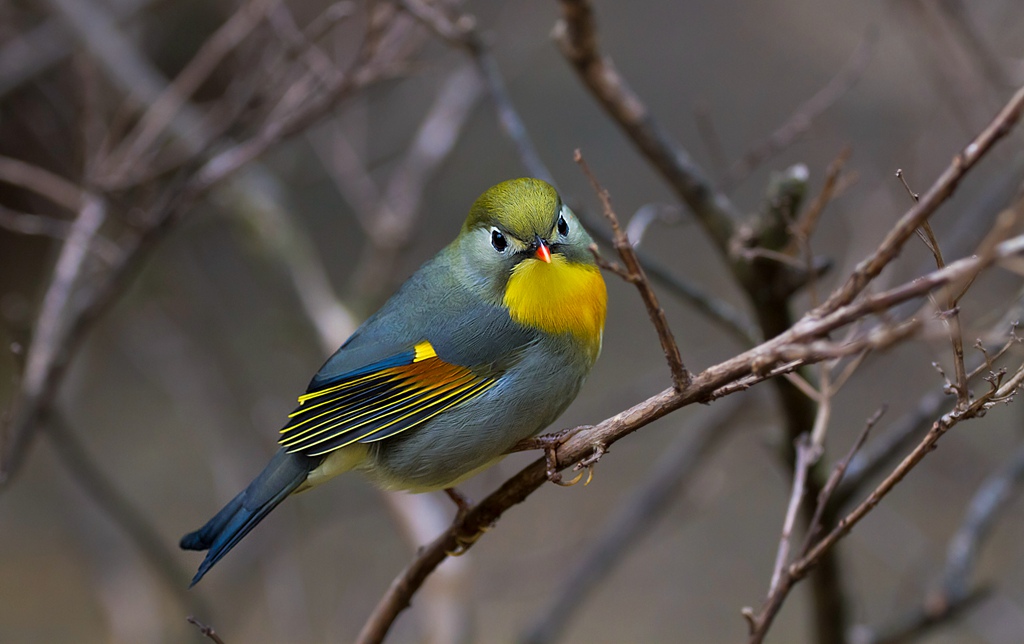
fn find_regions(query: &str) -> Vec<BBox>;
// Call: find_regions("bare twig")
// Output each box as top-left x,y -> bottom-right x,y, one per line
554,0 -> 741,250
400,0 -> 553,184
583,216 -> 759,346
819,84 -> 1024,314
746,361 -> 1024,643
520,397 -> 748,644
899,167 -> 972,408
768,435 -> 818,593
856,439 -> 1024,644
803,407 -> 884,552
100,0 -> 273,185
187,616 -> 227,644
1,195 -> 106,481
721,32 -> 875,191
0,154 -> 86,212
745,408 -> 881,638
576,149 -> 690,390
44,412 -> 208,616
0,205 -> 119,263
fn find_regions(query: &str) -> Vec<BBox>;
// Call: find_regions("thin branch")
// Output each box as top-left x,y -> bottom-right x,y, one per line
99,0 -> 273,184
356,228 -> 1024,644
554,0 -> 741,250
0,205 -> 119,264
583,217 -> 759,346
747,362 -> 1024,642
858,439 -> 1024,644
187,616 -> 227,644
802,406 -> 884,554
0,154 -> 87,212
899,166 -> 972,409
721,31 -> 875,191
400,0 -> 553,184
45,412 -> 208,616
818,83 -> 1024,314
520,397 -> 748,644
1,195 -> 106,481
576,149 -> 690,390
768,435 -> 818,593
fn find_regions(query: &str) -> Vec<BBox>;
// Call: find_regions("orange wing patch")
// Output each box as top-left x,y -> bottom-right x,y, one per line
279,341 -> 495,457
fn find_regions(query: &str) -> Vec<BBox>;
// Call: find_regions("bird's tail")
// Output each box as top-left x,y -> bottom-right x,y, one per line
180,449 -> 315,586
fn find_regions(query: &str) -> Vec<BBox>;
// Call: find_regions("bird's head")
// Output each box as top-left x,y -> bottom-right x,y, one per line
458,178 -> 606,352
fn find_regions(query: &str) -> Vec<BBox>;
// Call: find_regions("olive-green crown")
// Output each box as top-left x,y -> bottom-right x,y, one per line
463,178 -> 561,238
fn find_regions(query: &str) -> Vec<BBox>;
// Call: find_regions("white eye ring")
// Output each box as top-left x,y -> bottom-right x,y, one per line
557,208 -> 570,237
490,227 -> 507,252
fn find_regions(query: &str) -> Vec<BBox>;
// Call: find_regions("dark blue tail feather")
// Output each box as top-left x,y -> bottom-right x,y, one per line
181,450 -> 316,586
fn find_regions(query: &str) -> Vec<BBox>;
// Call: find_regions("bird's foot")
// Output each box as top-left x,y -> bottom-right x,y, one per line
444,487 -> 475,522
445,523 -> 492,557
571,441 -> 606,487
510,426 -> 592,486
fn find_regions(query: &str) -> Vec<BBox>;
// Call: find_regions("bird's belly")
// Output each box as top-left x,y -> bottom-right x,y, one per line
363,357 -> 587,491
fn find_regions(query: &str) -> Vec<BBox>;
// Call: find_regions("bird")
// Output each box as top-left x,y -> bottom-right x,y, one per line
180,177 -> 607,585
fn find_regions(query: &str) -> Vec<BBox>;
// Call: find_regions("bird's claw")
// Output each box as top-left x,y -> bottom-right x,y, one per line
445,523 -> 491,556
569,442 -> 606,487
510,425 -> 594,486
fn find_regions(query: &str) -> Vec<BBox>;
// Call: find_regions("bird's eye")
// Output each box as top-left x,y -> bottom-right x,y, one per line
491,229 -> 507,252
557,213 -> 569,236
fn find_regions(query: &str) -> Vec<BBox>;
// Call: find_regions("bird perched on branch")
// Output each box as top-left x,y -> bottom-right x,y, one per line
180,178 -> 607,585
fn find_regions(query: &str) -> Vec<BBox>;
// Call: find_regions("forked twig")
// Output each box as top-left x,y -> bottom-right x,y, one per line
575,150 -> 690,390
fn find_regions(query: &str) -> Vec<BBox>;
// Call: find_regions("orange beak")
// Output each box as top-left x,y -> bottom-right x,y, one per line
534,237 -> 552,263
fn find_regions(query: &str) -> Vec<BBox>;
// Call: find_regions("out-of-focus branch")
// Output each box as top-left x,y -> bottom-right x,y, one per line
0,205 -> 119,264
554,0 -> 741,250
720,32 -> 875,192
0,0 -> 417,487
44,412 -> 209,617
400,0 -> 553,184
324,62 -> 484,301
0,154 -> 87,212
520,397 -> 748,644
0,0 -> 156,99
99,0 -> 273,185
1,195 -> 105,482
854,440 -> 1024,644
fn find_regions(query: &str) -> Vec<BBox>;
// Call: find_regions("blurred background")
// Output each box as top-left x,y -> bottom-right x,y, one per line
1,0 -> 1023,642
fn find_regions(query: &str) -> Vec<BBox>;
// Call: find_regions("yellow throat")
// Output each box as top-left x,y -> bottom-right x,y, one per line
503,255 -> 607,359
